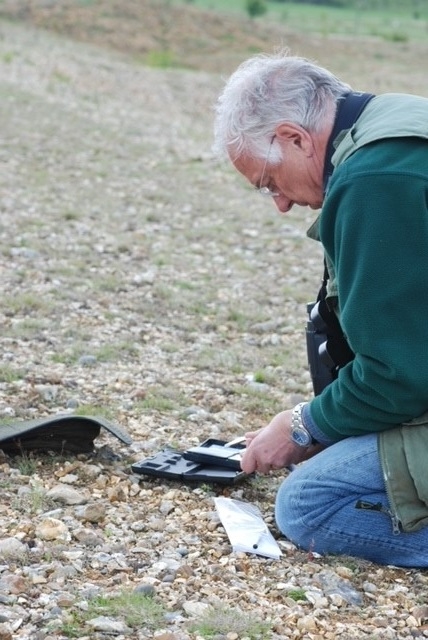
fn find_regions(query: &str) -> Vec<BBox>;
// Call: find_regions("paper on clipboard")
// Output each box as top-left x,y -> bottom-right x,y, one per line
214,497 -> 282,560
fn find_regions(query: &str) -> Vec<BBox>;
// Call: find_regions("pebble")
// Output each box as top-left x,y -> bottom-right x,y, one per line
74,503 -> 106,523
46,484 -> 88,505
0,624 -> 12,640
35,518 -> 70,542
0,539 -> 27,560
134,584 -> 156,597
316,570 -> 363,606
78,355 -> 97,367
86,616 -> 131,633
182,601 -> 211,617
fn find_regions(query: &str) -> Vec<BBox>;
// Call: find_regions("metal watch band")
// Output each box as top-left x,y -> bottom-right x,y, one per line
291,402 -> 315,448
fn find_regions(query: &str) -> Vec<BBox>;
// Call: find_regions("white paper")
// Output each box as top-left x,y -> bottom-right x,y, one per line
214,497 -> 282,560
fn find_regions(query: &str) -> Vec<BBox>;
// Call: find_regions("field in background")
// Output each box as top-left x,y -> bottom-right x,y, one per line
1,0 -> 428,89
172,0 -> 428,42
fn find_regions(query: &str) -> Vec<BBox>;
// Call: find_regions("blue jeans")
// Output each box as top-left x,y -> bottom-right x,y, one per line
275,433 -> 428,567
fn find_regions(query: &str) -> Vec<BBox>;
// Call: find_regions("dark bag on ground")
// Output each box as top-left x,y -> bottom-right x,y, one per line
0,414 -> 132,454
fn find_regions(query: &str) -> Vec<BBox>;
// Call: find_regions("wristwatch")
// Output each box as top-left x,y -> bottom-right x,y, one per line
290,402 -> 315,448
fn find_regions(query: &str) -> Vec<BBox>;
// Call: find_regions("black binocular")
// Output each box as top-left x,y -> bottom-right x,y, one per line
305,300 -> 354,396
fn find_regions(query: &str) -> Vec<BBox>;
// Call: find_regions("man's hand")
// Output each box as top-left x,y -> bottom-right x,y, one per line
240,410 -> 322,474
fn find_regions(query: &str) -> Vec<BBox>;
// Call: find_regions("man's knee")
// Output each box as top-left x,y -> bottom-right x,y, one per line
274,436 -> 385,552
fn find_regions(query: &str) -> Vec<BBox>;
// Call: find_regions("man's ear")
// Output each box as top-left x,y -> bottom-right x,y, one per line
275,122 -> 313,155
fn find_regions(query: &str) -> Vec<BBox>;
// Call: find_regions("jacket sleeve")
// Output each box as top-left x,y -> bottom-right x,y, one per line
309,142 -> 428,441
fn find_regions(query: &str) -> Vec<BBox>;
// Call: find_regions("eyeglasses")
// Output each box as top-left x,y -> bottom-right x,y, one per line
256,135 -> 280,198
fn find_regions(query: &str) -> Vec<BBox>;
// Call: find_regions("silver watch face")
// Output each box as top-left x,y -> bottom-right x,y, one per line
291,426 -> 312,447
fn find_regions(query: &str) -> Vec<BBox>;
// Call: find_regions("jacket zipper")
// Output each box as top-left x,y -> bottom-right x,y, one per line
355,499 -> 401,535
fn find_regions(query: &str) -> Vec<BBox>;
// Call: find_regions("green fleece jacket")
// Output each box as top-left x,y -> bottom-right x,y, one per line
306,93 -> 428,531
309,93 -> 428,438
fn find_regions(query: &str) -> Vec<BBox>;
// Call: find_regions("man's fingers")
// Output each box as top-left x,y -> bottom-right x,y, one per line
240,448 -> 257,474
245,429 -> 261,439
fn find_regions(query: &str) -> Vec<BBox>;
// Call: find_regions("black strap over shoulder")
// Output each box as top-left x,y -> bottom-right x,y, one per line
307,93 -> 375,391
323,91 -> 375,193
314,91 -> 375,372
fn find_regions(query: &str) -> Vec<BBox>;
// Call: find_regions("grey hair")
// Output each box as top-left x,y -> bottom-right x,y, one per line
213,51 -> 352,164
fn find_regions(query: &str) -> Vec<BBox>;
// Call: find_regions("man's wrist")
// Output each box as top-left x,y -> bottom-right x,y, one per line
290,402 -> 317,447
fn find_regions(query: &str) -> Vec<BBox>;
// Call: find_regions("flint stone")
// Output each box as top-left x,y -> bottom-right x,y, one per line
0,623 -> 12,640
75,503 -> 106,523
35,518 -> 70,541
183,601 -> 211,617
0,575 -> 28,595
86,616 -> 131,633
73,528 -> 104,547
0,538 -> 27,560
47,484 -> 89,505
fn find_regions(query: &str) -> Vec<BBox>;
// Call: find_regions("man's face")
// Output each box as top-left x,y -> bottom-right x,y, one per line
231,123 -> 325,213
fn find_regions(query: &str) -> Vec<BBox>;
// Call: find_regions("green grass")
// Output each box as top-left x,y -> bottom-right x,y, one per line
73,404 -> 114,419
87,591 -> 165,628
135,387 -> 189,412
12,482 -> 55,514
145,49 -> 182,68
50,340 -> 140,365
172,0 -> 428,41
2,292 -> 52,316
60,590 -> 166,637
0,364 -> 26,383
189,603 -> 271,638
287,588 -> 308,601
13,453 -> 38,477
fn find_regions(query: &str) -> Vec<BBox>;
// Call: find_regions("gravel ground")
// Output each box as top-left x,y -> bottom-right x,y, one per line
0,9 -> 428,640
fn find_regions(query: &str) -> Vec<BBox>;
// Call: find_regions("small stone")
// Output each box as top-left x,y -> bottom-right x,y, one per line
75,503 -> 106,523
133,269 -> 157,285
35,518 -> 70,541
0,622 -> 12,640
79,464 -> 102,479
35,384 -> 58,402
296,615 -> 318,632
59,474 -> 79,485
176,565 -> 193,578
334,565 -> 354,579
413,605 -> 428,623
405,615 -> 418,627
56,594 -> 75,607
183,601 -> 211,617
159,501 -> 175,516
162,573 -> 175,583
0,574 -> 29,595
106,484 -> 128,502
363,581 -> 378,594
86,616 -> 130,633
316,570 -> 363,606
73,528 -> 104,547
78,355 -> 97,367
133,584 -> 155,597
0,538 -> 27,560
47,484 -> 89,505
